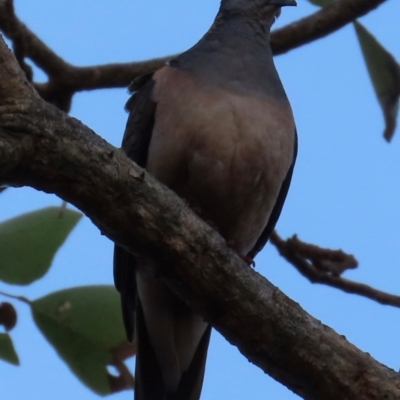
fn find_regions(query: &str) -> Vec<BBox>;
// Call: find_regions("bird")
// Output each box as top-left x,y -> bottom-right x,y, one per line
114,0 -> 297,399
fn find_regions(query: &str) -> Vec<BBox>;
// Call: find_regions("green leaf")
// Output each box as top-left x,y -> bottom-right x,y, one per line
31,286 -> 134,395
307,0 -> 333,7
0,332 -> 19,365
354,21 -> 400,142
0,206 -> 82,284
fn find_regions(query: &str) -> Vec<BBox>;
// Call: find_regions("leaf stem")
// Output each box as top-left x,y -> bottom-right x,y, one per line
0,290 -> 30,304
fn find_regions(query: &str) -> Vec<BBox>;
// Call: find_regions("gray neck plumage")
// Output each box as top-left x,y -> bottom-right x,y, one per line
170,12 -> 288,100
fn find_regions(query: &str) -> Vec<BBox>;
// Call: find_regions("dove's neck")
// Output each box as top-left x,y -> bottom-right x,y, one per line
170,13 -> 287,100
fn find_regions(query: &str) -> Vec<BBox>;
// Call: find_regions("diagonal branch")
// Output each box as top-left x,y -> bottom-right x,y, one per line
0,0 -> 389,111
1,35 -> 400,400
0,0 -> 68,75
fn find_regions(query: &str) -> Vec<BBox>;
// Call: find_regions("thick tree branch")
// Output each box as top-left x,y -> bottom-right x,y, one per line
271,232 -> 400,307
1,35 -> 400,400
0,0 -> 388,110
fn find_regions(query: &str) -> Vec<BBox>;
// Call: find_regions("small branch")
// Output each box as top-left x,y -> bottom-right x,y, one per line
270,232 -> 400,308
0,0 -> 68,75
30,56 -> 173,108
282,233 -> 358,276
0,0 -> 389,111
271,0 -> 388,55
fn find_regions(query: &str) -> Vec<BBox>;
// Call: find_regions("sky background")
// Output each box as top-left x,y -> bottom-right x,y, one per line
1,0 -> 400,399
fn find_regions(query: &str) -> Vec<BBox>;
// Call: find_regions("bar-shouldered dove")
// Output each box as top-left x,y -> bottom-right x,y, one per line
114,0 -> 297,398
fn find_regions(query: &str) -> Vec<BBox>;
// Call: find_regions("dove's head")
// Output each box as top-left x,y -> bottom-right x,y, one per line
219,0 -> 296,29
220,0 -> 297,16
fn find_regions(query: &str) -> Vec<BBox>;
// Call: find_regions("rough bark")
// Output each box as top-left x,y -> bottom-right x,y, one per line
0,35 -> 400,400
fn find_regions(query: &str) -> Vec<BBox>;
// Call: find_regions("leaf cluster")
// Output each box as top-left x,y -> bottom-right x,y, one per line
0,205 -> 134,395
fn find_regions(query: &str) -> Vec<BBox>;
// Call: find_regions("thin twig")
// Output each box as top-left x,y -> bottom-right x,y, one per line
270,231 -> 400,307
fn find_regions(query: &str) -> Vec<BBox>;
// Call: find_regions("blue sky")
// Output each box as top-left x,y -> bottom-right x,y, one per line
1,1 -> 400,399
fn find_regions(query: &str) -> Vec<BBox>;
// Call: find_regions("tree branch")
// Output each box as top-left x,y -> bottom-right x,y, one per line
0,0 -> 389,111
0,34 -> 399,400
271,232 -> 400,307
0,0 -> 172,111
272,0 -> 388,55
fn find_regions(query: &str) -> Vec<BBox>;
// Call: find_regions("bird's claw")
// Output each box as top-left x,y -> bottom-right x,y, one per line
238,254 -> 256,267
